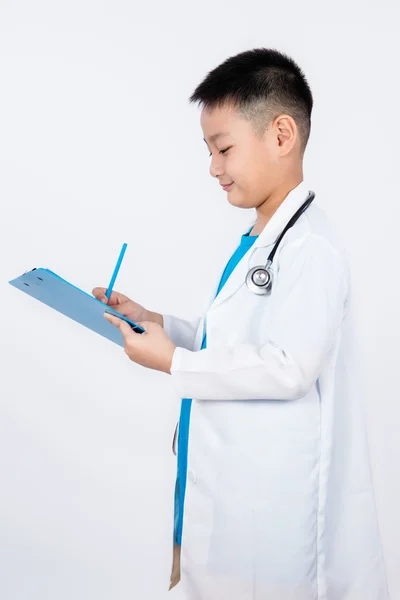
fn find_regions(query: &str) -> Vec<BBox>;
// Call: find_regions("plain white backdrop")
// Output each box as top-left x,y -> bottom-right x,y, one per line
1,1 -> 399,598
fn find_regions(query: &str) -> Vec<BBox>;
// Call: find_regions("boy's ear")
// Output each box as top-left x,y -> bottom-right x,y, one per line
275,115 -> 298,154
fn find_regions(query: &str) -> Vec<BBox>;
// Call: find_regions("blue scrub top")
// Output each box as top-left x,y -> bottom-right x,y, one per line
174,225 -> 259,545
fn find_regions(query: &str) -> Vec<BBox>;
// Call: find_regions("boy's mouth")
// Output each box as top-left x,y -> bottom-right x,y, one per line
221,182 -> 233,191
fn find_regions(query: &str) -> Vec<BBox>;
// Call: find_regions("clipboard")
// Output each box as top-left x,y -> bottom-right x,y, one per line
8,267 -> 145,347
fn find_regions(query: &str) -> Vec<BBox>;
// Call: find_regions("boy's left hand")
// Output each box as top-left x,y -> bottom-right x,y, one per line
104,314 -> 177,374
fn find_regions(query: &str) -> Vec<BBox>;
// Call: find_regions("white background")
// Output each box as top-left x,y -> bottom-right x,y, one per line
1,1 -> 399,598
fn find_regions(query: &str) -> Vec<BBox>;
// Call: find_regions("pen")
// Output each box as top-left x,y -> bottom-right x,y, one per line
105,243 -> 127,301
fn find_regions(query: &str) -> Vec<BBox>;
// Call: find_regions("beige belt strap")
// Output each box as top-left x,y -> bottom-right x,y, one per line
168,541 -> 181,590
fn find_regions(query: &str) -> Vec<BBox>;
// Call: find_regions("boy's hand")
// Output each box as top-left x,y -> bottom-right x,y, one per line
92,287 -> 149,322
104,314 -> 176,374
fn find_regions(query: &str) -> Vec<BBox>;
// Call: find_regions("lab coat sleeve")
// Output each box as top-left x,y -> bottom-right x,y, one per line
162,313 -> 203,352
168,234 -> 348,401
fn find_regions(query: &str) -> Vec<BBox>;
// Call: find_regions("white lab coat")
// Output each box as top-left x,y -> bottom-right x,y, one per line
162,181 -> 389,600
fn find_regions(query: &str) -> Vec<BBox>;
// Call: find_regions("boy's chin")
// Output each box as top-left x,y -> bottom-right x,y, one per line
226,190 -> 248,208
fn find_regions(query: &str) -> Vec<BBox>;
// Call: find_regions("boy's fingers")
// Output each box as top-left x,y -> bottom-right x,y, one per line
93,287 -> 109,303
104,313 -> 118,326
93,287 -> 106,297
104,313 -> 133,338
93,288 -> 130,305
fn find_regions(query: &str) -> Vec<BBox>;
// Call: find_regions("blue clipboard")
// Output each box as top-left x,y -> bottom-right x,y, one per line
8,268 -> 145,347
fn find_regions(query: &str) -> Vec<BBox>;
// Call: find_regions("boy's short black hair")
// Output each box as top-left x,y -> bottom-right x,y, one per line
189,48 -> 313,156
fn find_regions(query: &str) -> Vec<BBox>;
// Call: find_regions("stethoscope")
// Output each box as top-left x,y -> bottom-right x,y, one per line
245,191 -> 315,295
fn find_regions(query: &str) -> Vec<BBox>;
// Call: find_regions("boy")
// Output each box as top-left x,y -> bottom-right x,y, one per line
95,48 -> 389,600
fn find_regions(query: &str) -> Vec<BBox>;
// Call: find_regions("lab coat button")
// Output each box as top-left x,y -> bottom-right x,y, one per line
188,469 -> 197,484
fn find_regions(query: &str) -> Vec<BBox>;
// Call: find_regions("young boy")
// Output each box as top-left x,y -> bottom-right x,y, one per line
96,48 -> 389,600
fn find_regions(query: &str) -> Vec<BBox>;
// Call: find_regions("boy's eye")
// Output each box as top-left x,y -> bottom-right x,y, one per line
208,147 -> 230,157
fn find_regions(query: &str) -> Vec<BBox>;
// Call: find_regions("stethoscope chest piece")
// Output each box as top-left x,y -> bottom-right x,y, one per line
245,260 -> 273,295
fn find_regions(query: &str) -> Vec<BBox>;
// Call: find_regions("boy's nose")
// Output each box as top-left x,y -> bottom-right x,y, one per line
209,160 -> 224,179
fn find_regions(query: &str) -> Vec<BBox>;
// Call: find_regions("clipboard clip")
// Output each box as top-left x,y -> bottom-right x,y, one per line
21,268 -> 44,287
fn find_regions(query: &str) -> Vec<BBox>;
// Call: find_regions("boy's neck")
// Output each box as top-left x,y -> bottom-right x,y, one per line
249,174 -> 304,236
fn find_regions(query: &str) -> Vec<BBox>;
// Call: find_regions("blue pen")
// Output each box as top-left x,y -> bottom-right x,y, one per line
105,243 -> 128,300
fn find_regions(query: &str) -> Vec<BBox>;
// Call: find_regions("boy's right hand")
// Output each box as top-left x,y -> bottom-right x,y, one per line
92,287 -> 149,324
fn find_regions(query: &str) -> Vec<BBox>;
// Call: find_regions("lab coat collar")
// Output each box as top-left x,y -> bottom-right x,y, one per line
251,180 -> 312,248
205,180 -> 313,314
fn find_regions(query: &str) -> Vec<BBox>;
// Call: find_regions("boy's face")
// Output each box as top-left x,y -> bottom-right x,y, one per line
201,102 -> 290,209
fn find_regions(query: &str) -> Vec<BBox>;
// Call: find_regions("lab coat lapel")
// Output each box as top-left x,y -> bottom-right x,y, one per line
205,247 -> 254,312
206,181 -> 312,313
